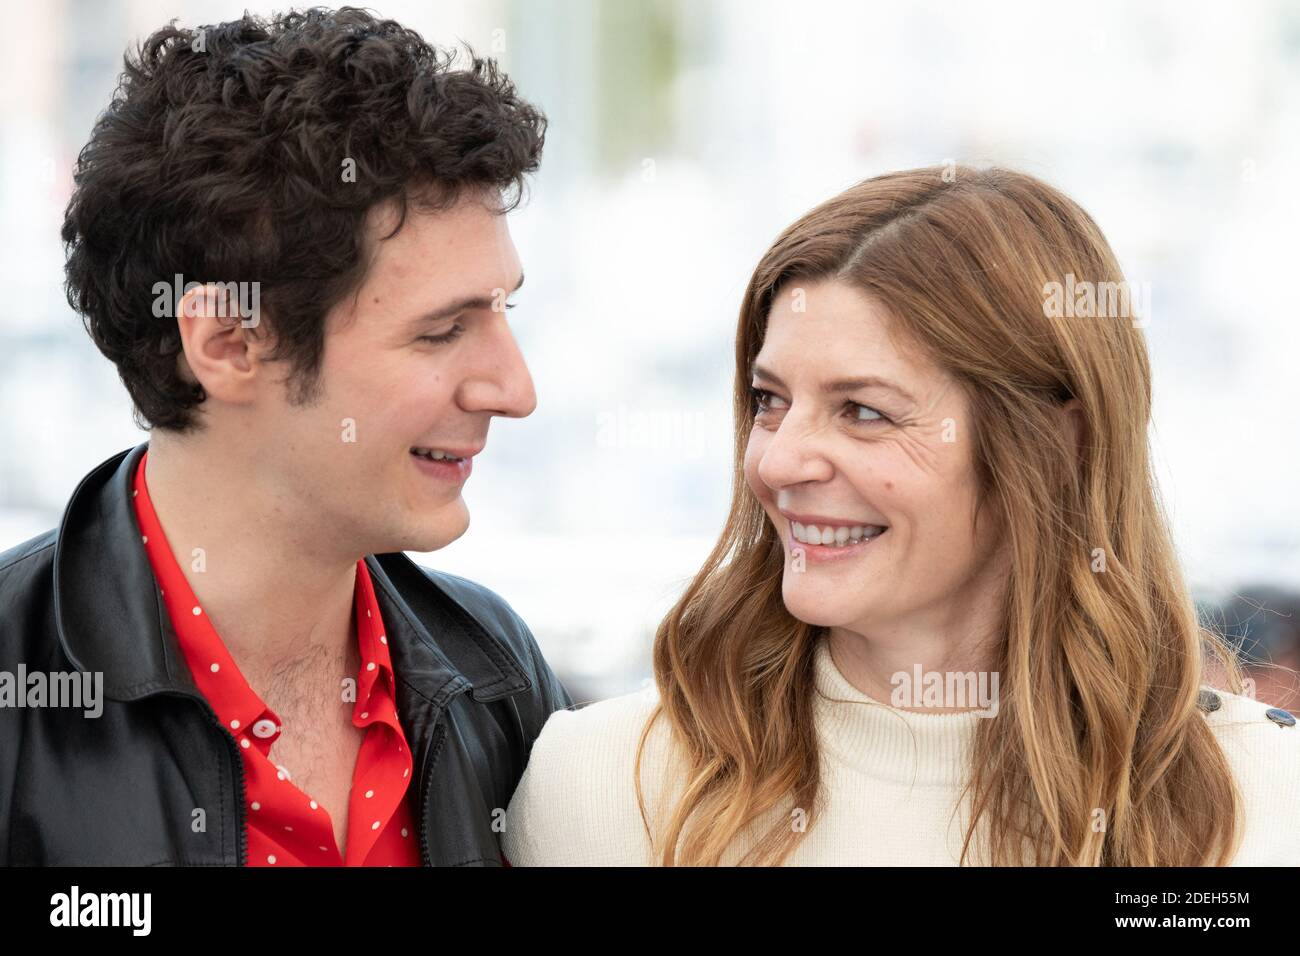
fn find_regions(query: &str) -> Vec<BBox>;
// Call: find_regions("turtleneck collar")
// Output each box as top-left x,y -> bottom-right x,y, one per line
811,633 -> 986,788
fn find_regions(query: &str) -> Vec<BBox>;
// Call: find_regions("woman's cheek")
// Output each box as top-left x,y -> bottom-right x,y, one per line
742,436 -> 768,499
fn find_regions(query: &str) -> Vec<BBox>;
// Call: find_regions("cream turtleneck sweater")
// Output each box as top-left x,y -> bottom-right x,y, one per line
503,635 -> 1300,865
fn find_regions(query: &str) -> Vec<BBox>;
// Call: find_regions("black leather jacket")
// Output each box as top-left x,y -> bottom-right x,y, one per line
0,442 -> 574,866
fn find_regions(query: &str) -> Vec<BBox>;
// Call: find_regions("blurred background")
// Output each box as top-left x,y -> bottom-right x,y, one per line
1,0 -> 1297,709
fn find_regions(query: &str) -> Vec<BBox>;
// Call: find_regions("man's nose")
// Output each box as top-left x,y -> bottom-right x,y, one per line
459,313 -> 537,418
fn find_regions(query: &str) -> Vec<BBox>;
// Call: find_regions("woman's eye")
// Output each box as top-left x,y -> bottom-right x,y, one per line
750,386 -> 782,413
750,387 -> 888,426
847,401 -> 885,423
418,324 -> 465,345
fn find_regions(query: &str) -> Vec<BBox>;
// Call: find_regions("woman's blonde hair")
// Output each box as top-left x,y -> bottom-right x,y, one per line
636,165 -> 1246,866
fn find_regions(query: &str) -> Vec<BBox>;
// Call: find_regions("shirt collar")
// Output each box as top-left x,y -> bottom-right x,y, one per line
131,449 -> 265,737
52,441 -> 527,705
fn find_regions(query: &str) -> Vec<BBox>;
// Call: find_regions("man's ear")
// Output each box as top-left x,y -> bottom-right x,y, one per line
174,283 -> 260,405
1059,397 -> 1087,462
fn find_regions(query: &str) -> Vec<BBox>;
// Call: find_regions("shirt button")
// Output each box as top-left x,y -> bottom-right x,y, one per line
1265,708 -> 1296,728
252,718 -> 279,739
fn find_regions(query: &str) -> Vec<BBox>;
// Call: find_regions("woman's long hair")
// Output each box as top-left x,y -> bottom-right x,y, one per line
636,165 -> 1245,866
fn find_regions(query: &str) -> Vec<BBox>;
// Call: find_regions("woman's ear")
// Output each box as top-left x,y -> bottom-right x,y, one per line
1060,397 -> 1087,461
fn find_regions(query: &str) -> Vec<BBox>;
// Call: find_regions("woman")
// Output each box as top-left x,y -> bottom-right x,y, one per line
503,166 -> 1299,866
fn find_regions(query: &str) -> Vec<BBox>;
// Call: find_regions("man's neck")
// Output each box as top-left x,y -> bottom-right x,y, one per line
142,435 -> 360,672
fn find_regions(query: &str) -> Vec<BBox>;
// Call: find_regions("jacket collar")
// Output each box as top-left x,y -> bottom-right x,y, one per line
52,441 -> 530,706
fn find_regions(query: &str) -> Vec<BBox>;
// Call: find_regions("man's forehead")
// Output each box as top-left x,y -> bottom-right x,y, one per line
364,182 -> 505,238
360,192 -> 520,294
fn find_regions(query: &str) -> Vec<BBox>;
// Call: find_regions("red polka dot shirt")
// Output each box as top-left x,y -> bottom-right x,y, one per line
131,450 -> 422,866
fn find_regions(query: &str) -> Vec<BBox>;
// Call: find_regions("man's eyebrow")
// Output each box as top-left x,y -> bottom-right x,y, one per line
407,271 -> 525,326
750,363 -> 916,403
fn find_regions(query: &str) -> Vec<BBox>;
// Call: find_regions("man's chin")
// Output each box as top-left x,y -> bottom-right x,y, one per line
411,526 -> 467,553
406,505 -> 471,554
366,502 -> 470,556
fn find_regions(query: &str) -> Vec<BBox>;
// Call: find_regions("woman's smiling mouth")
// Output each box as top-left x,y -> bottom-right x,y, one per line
780,511 -> 888,564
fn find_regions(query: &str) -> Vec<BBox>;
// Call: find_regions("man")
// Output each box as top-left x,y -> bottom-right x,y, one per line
0,8 -> 571,866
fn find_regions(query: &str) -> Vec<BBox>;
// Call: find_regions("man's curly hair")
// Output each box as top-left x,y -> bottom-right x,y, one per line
62,6 -> 546,432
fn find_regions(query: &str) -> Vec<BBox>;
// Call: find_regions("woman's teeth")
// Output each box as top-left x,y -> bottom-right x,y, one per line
791,521 -> 886,546
411,447 -> 464,462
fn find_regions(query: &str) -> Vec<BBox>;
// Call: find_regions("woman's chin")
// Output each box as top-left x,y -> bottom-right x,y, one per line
781,586 -> 863,629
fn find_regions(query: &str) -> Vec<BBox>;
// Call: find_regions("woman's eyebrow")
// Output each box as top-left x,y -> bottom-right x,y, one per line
750,363 -> 916,403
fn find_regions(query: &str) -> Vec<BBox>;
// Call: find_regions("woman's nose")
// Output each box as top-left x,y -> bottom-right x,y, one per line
757,417 -> 834,489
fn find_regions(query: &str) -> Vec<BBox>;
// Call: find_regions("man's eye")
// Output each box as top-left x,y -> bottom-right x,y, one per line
419,324 -> 465,345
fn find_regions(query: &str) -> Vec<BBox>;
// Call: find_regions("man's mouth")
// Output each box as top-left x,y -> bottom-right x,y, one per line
410,446 -> 466,463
